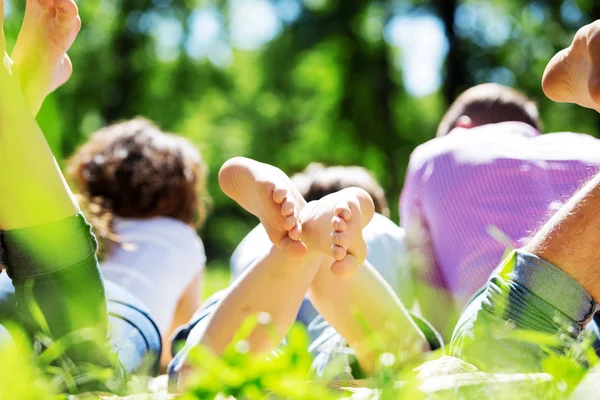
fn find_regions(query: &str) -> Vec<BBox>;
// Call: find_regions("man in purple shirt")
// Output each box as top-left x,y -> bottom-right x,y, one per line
401,83 -> 600,338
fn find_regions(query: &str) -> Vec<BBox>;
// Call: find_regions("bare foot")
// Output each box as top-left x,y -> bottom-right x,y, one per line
299,187 -> 375,277
12,0 -> 81,111
219,157 -> 307,257
542,20 -> 600,112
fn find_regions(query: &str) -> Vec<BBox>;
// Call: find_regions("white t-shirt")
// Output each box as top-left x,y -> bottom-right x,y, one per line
230,213 -> 412,303
102,217 -> 206,334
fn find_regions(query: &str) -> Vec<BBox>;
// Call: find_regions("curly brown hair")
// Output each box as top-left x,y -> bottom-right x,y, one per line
67,118 -> 209,250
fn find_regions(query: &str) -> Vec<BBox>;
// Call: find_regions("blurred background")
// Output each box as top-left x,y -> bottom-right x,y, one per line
3,0 -> 600,272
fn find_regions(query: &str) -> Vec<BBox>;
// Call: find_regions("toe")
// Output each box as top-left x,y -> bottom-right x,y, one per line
332,216 -> 347,232
331,244 -> 347,261
331,232 -> 351,249
335,201 -> 352,221
273,187 -> 287,204
281,237 -> 307,258
55,0 -> 79,19
331,255 -> 360,278
288,223 -> 302,241
283,215 -> 297,232
281,200 -> 295,217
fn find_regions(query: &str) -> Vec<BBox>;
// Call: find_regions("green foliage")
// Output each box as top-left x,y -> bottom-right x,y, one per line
5,0 -> 599,266
0,325 -> 61,400
3,0 -> 600,396
179,321 -> 339,400
0,297 -> 598,399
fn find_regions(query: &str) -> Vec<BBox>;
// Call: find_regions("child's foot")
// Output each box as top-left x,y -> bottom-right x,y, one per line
299,187 -> 375,277
542,20 -> 600,112
12,0 -> 81,104
219,157 -> 307,257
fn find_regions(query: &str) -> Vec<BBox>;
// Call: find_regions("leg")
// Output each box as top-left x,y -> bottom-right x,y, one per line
542,20 -> 600,112
12,0 -> 81,114
104,281 -> 162,376
198,168 -> 377,353
308,258 -> 430,375
0,31 -> 78,230
299,188 -> 429,374
196,159 -> 322,356
450,251 -> 597,372
0,215 -> 127,393
0,8 -> 127,392
171,182 -> 376,388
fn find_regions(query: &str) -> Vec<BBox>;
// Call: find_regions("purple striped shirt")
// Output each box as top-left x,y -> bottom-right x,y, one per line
400,122 -> 600,308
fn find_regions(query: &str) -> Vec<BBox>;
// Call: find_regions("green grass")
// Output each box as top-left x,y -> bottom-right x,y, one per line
0,263 -> 596,399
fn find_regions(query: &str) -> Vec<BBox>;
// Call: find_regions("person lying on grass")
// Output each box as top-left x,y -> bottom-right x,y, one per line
169,157 -> 434,389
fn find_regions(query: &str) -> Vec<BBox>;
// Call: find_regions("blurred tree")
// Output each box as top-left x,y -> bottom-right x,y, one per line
4,0 -> 600,265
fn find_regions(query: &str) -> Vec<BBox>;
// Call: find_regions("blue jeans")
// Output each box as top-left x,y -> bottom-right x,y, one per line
451,250 -> 600,372
0,214 -> 161,390
0,274 -> 161,375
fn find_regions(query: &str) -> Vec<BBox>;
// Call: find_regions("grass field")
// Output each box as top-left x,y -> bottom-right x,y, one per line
0,261 -> 595,399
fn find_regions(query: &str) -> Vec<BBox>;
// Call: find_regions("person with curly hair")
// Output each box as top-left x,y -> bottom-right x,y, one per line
67,118 -> 210,367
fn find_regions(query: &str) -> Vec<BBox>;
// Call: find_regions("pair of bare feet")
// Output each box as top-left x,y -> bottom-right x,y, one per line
0,0 -> 81,110
219,157 -> 375,277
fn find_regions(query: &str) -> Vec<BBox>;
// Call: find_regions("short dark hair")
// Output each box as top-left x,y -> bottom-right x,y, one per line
291,163 -> 389,217
67,118 -> 209,228
436,83 -> 541,137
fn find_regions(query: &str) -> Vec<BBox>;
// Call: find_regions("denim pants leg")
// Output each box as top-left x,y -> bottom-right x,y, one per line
451,250 -> 599,372
0,214 -> 161,381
